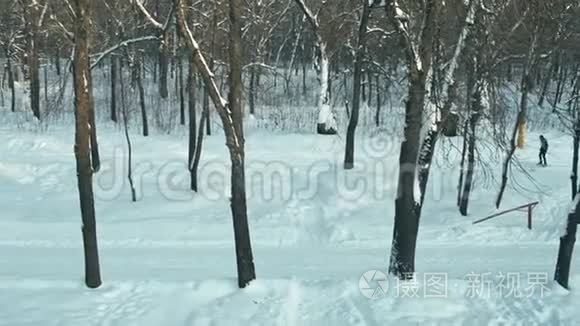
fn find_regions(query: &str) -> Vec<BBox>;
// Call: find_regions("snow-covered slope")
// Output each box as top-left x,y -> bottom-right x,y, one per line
0,122 -> 578,325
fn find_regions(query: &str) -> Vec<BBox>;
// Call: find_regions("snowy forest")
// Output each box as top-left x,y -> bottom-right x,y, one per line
1,0 -> 580,324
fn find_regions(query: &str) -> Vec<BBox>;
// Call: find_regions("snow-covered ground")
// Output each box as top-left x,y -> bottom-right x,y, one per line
1,120 -> 579,325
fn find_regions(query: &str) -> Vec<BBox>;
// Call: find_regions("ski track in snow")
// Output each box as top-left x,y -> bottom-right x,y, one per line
0,125 -> 579,325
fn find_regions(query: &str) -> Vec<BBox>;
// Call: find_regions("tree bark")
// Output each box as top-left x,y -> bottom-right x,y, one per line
179,57 -> 185,125
135,58 -> 149,137
572,123 -> 579,198
43,65 -> 48,102
175,0 -> 256,288
387,0 -> 439,279
203,83 -> 211,135
55,47 -> 61,76
110,56 -> 117,122
554,195 -> 580,289
457,120 -> 468,207
119,58 -> 136,202
88,65 -> 100,173
390,77 -> 425,278
375,74 -> 381,127
459,113 -> 479,216
8,57 -> 15,112
159,32 -> 169,99
72,0 -> 102,289
25,3 -> 41,120
228,0 -> 256,288
249,66 -> 256,115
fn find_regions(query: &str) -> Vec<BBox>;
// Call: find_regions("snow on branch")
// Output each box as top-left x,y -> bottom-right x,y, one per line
90,36 -> 159,70
293,0 -> 319,31
37,0 -> 49,27
175,0 -> 227,111
388,0 -> 422,72
51,16 -> 74,41
133,0 -> 164,30
366,27 -> 394,37
242,62 -> 277,72
439,0 -> 477,106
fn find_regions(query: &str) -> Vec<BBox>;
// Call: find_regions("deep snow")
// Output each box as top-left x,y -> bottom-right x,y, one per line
1,120 -> 579,325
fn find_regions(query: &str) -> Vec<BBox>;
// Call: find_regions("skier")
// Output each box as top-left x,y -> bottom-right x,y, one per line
538,135 -> 548,166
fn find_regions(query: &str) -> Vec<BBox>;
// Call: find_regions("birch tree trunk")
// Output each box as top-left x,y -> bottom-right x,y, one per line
293,0 -> 337,135
387,0 -> 440,278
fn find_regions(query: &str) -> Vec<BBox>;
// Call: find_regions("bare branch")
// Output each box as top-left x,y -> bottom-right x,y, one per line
90,35 -> 159,70
38,0 -> 49,27
133,0 -> 163,30
292,0 -> 319,31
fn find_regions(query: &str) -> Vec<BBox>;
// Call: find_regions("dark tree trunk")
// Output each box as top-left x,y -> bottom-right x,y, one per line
344,2 -> 370,170
203,85 -> 211,135
554,195 -> 580,289
228,0 -> 256,288
159,35 -> 169,99
30,51 -> 41,119
572,125 -> 579,198
554,64 -> 566,108
302,57 -> 307,96
110,56 -> 117,122
43,65 -> 48,102
153,56 -> 158,82
72,0 -> 102,289
417,130 -> 439,206
27,16 -> 41,120
361,70 -> 367,103
175,0 -> 256,288
459,115 -> 478,216
387,0 -> 439,279
119,58 -> 136,202
457,121 -> 469,207
538,58 -> 556,107
375,74 -> 381,127
187,61 -> 201,191
8,57 -> 15,112
191,104 -> 206,192
368,70 -> 373,106
249,66 -> 256,115
179,57 -> 185,125
389,76 -> 426,278
88,64 -> 100,173
136,59 -> 149,137
55,47 -> 61,76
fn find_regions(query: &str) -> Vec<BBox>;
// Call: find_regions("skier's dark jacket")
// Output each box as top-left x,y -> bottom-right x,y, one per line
540,137 -> 548,152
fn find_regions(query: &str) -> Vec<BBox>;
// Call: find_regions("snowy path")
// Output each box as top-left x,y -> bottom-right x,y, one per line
0,244 -> 564,282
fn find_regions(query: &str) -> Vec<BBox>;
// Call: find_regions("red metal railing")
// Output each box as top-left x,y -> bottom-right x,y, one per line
472,201 -> 539,229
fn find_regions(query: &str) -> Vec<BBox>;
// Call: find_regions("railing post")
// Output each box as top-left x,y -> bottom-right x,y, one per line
528,205 -> 532,230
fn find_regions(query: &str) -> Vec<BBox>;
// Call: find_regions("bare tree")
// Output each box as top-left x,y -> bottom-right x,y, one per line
496,2 -> 541,208
344,0 -> 371,169
21,0 -> 48,120
386,0 -> 440,278
174,0 -> 256,288
72,0 -> 102,289
293,0 -> 337,134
